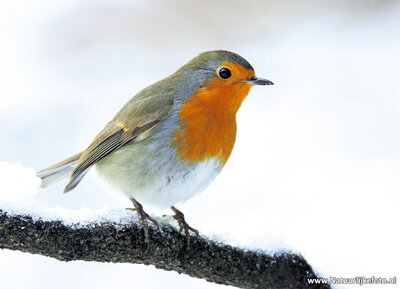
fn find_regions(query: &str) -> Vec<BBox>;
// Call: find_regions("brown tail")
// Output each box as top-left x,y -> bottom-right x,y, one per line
36,152 -> 83,189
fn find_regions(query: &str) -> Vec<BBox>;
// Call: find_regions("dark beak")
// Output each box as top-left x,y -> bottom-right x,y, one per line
247,76 -> 274,86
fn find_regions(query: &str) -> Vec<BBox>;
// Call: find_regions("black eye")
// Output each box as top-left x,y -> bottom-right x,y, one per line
219,68 -> 231,79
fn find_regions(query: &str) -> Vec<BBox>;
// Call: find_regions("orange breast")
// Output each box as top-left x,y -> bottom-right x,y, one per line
171,65 -> 253,164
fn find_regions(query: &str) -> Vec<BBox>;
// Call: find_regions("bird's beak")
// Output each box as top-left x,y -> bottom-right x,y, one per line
247,76 -> 274,86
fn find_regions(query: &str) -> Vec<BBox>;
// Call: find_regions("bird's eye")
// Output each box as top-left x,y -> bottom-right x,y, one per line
218,68 -> 231,79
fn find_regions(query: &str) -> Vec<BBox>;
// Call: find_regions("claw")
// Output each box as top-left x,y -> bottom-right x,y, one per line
171,206 -> 199,250
129,198 -> 159,249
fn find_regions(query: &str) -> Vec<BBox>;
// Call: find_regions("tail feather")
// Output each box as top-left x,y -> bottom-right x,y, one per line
63,167 -> 90,194
37,152 -> 83,189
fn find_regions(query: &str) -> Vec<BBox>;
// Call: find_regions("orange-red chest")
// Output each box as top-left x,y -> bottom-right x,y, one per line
172,79 -> 251,165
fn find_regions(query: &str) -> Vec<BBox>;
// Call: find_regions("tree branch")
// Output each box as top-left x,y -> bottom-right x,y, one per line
0,209 -> 329,289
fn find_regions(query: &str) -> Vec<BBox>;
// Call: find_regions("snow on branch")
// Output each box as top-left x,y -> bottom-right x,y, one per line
0,209 -> 330,289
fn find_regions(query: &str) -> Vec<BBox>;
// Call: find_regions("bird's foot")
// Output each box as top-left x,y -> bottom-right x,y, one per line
128,198 -> 159,250
171,206 -> 199,250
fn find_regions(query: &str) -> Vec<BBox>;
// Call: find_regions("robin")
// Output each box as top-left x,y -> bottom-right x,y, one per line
37,50 -> 273,250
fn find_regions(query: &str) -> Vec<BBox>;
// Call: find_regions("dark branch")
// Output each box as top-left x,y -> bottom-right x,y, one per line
0,209 -> 330,289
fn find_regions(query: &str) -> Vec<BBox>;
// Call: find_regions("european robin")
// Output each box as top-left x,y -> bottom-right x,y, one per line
37,50 -> 273,250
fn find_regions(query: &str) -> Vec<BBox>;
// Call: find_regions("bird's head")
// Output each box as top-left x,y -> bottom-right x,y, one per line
178,50 -> 273,115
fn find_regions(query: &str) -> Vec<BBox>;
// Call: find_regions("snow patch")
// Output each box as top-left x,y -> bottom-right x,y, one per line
0,162 -> 142,227
0,161 -> 40,200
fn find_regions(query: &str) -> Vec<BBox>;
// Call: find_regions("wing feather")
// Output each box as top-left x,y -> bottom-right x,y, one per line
63,76 -> 176,193
64,119 -> 161,193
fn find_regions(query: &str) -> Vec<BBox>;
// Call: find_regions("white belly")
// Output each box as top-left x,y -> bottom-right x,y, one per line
95,155 -> 222,209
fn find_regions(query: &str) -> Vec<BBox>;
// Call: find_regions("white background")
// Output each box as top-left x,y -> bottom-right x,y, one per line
0,1 -> 399,288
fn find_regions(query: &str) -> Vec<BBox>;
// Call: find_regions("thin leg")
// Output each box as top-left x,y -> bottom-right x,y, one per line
128,198 -> 159,250
171,206 -> 199,250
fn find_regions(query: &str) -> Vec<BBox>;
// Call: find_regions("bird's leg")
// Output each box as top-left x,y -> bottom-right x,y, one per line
171,206 -> 199,250
128,198 -> 159,249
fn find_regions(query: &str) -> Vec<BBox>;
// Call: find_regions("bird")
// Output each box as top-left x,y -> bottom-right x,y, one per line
37,50 -> 273,250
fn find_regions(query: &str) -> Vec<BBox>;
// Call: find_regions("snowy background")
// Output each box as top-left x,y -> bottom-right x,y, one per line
1,0 -> 399,288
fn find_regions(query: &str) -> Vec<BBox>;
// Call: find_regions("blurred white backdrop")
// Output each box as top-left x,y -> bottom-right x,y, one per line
1,1 -> 399,288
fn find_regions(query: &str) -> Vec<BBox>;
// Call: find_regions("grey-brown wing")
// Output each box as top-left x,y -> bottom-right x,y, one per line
63,119 -> 160,193
63,75 -> 176,193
